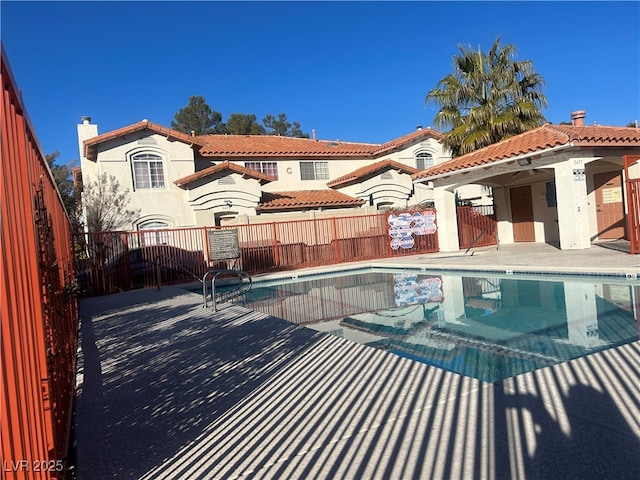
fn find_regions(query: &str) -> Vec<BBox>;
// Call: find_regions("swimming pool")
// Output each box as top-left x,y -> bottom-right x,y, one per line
237,268 -> 640,382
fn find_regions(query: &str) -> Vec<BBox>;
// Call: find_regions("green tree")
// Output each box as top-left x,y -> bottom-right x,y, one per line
289,121 -> 309,138
81,173 -> 140,231
426,37 -> 547,157
45,151 -> 80,221
171,96 -> 226,135
263,113 -> 309,138
226,113 -> 266,135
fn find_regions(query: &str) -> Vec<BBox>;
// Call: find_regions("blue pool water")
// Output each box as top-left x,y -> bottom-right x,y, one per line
237,268 -> 640,382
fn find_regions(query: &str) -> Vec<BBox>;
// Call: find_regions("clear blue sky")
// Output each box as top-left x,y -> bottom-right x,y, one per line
2,1 -> 639,167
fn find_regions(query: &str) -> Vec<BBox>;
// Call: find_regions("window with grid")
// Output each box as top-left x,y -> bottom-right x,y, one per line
416,151 -> 434,170
132,153 -> 165,189
244,161 -> 279,180
300,161 -> 329,180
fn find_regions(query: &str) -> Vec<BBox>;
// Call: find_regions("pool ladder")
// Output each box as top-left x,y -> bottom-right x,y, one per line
154,255 -> 252,311
202,269 -> 252,311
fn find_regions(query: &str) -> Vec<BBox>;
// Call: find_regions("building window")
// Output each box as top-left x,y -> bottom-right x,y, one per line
132,153 -> 165,189
300,161 -> 329,180
546,182 -> 557,208
416,151 -> 434,170
245,162 -> 278,179
139,220 -> 170,246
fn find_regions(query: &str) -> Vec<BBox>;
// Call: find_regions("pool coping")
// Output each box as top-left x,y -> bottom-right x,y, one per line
250,259 -> 640,285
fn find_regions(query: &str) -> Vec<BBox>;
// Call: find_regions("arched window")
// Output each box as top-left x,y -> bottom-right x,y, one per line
139,220 -> 170,246
132,153 -> 165,189
415,151 -> 434,170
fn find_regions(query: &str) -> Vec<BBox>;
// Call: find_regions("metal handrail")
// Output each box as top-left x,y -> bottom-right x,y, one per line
464,223 -> 495,256
154,255 -> 252,310
202,269 -> 252,311
154,254 -> 202,288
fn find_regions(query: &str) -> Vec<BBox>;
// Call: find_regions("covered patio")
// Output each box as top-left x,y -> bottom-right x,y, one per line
413,113 -> 640,254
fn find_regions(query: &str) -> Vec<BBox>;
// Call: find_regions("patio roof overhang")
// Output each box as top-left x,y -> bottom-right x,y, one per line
412,143 -> 575,187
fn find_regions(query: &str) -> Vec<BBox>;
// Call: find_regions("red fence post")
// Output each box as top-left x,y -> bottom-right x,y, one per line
624,156 -> 640,254
331,217 -> 341,263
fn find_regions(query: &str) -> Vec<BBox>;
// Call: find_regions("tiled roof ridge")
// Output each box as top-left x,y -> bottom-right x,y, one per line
328,159 -> 419,188
198,133 -> 379,147
174,160 -> 275,187
258,189 -> 365,210
83,119 -> 204,161
85,119 -> 204,147
411,124 -> 570,180
374,127 -> 444,153
543,122 -> 640,143
412,122 -> 640,181
84,120 -> 447,160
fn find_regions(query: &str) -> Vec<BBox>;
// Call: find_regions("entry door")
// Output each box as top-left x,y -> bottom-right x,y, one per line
510,185 -> 535,242
594,171 -> 626,239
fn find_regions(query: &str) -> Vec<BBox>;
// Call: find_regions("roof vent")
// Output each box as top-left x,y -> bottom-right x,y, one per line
571,110 -> 586,127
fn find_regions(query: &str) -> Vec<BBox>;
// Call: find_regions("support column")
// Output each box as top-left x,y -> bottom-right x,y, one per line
493,186 -> 513,245
433,186 -> 459,252
554,160 -> 591,249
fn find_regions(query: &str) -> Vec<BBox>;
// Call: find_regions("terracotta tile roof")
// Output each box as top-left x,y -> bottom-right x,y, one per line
197,134 -> 377,158
83,120 -> 203,161
373,127 -> 444,154
84,120 -> 445,161
257,190 -> 365,211
196,128 -> 444,158
413,124 -> 640,181
174,161 -> 275,187
327,159 -> 420,188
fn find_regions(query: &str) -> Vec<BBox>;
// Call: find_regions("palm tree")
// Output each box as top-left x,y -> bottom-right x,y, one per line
426,37 -> 548,157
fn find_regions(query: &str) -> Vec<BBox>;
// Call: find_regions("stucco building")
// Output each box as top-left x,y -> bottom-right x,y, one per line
77,118 -> 488,231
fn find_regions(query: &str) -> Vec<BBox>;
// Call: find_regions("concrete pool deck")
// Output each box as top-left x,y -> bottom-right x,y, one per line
74,243 -> 640,479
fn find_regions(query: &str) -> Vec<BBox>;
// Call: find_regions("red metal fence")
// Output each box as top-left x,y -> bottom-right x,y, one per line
624,155 -> 640,254
1,46 -> 78,479
74,211 -> 440,295
628,179 -> 640,254
456,205 -> 497,249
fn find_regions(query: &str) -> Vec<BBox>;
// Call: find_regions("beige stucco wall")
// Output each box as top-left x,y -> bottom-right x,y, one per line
530,180 -> 559,244
252,135 -> 449,194
78,126 -> 198,229
336,170 -> 416,208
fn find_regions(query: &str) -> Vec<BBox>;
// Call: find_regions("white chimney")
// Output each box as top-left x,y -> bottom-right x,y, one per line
77,116 -> 98,161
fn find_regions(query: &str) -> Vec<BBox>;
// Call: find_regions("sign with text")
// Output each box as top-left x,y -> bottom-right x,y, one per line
208,228 -> 240,260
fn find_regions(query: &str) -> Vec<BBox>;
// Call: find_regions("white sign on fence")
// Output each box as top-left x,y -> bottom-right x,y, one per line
387,210 -> 437,250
